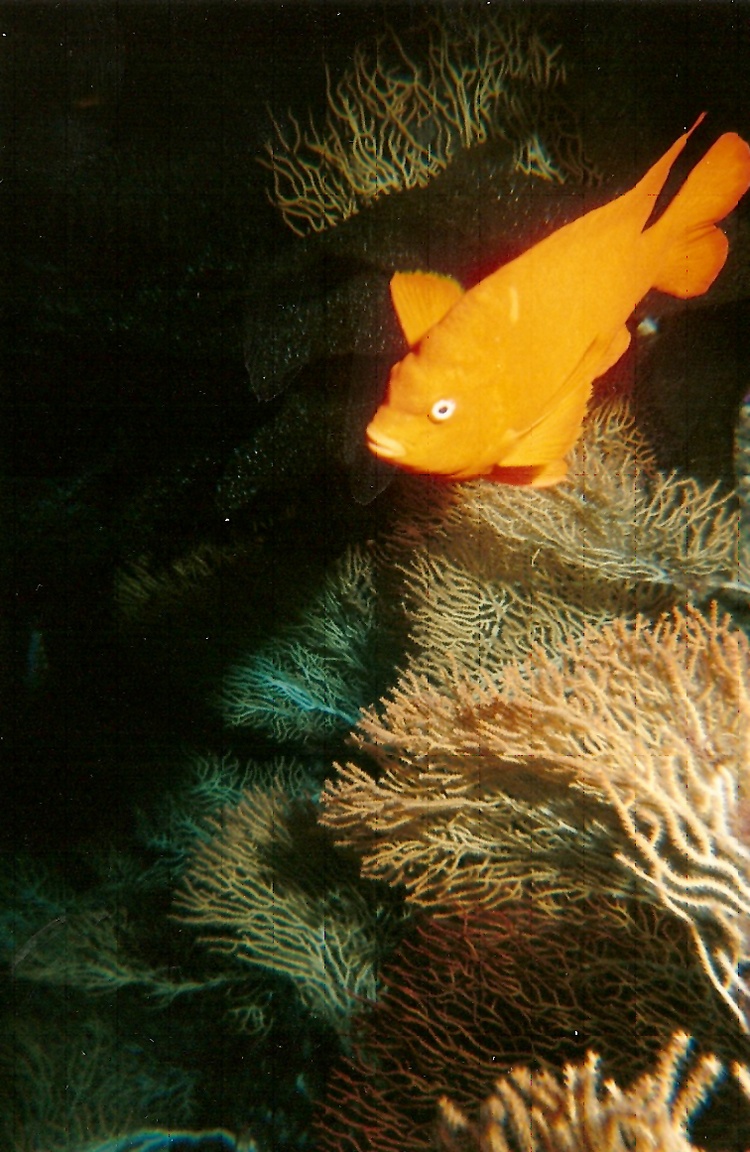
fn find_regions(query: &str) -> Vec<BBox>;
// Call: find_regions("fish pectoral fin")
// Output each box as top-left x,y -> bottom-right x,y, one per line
498,328 -> 629,469
497,380 -> 590,467
390,271 -> 465,347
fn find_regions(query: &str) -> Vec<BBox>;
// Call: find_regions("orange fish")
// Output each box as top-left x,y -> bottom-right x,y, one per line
366,114 -> 750,486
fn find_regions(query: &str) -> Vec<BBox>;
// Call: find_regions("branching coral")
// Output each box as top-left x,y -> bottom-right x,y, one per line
321,745 -> 620,916
463,606 -> 750,1029
137,751 -> 318,876
315,904 -> 749,1152
467,403 -> 744,596
435,1032 -> 750,1152
261,9 -> 594,234
0,856 -> 224,1005
736,391 -> 750,556
321,605 -> 750,1028
382,401 -> 745,686
114,542 -> 245,626
220,544 -> 379,744
173,782 -> 397,1034
0,1012 -> 195,1152
10,904 -> 227,1003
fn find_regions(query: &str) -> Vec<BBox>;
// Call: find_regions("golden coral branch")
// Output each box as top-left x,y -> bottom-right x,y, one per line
173,782 -> 389,1033
436,1032 -> 748,1152
381,401 -> 744,688
321,605 -> 750,1028
260,10 -> 594,235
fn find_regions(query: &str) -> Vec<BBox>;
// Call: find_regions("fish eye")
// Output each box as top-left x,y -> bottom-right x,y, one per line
429,398 -> 456,422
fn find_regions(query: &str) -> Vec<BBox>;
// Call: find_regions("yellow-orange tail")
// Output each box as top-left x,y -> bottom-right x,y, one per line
653,129 -> 750,298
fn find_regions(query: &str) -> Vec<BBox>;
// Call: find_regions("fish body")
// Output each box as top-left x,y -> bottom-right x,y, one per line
366,114 -> 750,486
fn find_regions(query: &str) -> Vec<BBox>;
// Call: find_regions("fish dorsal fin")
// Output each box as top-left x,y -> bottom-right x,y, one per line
390,271 -> 464,347
636,113 -> 706,197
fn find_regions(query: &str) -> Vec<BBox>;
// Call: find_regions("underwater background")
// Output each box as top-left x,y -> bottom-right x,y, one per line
3,2 -> 750,1149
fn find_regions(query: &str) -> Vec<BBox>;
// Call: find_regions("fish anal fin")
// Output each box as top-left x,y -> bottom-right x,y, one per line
652,131 -> 750,298
390,271 -> 464,347
529,459 -> 570,487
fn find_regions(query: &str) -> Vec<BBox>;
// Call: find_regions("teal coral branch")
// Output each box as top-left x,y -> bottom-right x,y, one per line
231,652 -> 359,725
220,545 -> 378,744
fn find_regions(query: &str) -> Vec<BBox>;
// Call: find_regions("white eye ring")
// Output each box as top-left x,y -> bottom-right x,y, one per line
430,398 -> 456,422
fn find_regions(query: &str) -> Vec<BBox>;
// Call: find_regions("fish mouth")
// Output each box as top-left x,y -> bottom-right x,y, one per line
366,428 -> 406,460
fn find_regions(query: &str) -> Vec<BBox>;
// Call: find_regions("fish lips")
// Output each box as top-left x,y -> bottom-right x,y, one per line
366,425 -> 406,461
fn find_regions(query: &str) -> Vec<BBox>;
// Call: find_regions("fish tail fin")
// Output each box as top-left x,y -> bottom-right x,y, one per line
652,130 -> 750,298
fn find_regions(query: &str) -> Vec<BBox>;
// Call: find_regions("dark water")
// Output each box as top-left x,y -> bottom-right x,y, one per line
2,4 -> 750,1149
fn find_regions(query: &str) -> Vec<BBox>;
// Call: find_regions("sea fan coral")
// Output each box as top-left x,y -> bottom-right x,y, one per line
381,401 -> 745,686
321,605 -> 750,1028
315,904 -> 750,1152
173,782 -> 396,1034
220,544 -> 378,745
1,857 -> 217,1005
435,1032 -> 750,1152
0,1012 -> 196,1152
261,8 -> 593,234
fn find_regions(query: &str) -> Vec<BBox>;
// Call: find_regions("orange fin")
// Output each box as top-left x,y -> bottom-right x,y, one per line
499,379 -> 590,467
390,271 -> 464,347
634,113 -> 707,215
653,131 -> 750,297
497,330 -> 624,469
